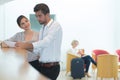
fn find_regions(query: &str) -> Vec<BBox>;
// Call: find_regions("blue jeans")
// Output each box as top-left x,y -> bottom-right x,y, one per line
81,55 -> 96,73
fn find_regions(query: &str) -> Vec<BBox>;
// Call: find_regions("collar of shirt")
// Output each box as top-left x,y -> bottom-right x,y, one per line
43,19 -> 53,30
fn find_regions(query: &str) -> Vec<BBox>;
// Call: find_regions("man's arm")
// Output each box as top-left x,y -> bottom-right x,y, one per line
15,42 -> 33,50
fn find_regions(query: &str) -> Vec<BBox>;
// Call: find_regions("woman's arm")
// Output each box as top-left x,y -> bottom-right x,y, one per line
2,32 -> 22,48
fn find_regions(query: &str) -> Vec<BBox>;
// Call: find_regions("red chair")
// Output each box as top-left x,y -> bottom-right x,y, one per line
115,49 -> 120,69
116,49 -> 120,62
92,49 -> 109,71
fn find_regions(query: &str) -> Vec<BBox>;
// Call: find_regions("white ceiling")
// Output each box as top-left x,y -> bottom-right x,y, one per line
0,0 -> 14,5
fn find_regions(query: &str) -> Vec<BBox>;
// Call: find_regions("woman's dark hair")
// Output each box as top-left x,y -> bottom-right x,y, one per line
17,15 -> 27,27
34,3 -> 50,15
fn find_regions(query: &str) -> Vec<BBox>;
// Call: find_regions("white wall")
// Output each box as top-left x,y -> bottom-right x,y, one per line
0,0 -> 120,69
114,0 -> 120,48
0,5 -> 5,40
0,0 -> 14,5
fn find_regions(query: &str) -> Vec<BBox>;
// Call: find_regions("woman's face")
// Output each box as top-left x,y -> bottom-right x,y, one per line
19,18 -> 31,30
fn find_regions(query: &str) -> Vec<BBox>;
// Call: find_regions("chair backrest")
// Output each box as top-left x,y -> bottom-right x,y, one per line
92,49 -> 109,61
116,49 -> 120,62
66,53 -> 80,74
93,49 -> 109,55
97,54 -> 118,78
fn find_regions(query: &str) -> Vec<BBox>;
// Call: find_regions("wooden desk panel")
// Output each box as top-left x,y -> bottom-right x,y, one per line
0,48 -> 49,80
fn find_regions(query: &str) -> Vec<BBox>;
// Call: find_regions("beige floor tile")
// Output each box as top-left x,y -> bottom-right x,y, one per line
57,70 -> 120,80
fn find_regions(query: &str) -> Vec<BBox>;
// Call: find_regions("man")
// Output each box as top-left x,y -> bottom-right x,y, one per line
15,3 -> 62,80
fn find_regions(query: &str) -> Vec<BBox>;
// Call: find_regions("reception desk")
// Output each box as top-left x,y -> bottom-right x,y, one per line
0,47 -> 49,80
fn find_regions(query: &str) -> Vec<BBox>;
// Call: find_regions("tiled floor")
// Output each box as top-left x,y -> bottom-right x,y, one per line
57,69 -> 120,80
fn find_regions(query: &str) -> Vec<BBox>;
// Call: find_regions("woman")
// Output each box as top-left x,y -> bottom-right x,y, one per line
67,40 -> 97,77
1,15 -> 39,69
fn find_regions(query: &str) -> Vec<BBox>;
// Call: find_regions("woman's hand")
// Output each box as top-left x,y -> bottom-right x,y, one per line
78,49 -> 85,56
15,42 -> 33,50
1,41 -> 9,48
15,42 -> 26,48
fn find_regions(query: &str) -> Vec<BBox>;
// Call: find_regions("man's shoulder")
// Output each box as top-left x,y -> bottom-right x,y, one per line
52,21 -> 62,28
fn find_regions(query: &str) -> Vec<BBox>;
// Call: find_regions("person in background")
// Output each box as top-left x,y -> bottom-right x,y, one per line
67,40 -> 97,77
15,3 -> 63,80
1,15 -> 39,69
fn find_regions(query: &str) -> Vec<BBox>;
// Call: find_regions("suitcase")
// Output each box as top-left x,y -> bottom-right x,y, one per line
71,58 -> 85,79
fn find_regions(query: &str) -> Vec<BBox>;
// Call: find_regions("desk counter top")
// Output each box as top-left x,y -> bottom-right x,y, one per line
0,48 -> 49,80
